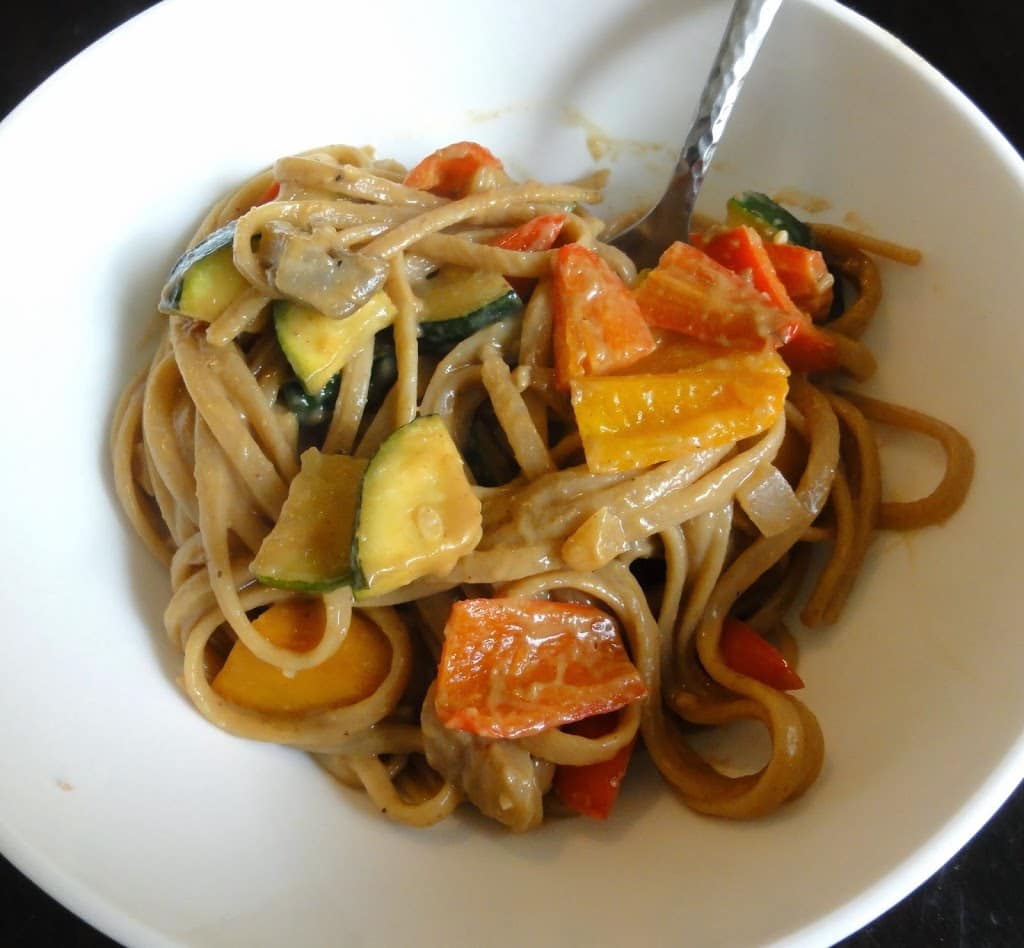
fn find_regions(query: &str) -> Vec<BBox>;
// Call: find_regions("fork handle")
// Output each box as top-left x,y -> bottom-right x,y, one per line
683,0 -> 783,205
620,0 -> 782,267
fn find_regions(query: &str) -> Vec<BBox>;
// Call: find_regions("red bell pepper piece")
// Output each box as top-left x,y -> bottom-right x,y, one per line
403,141 -> 504,199
763,241 -> 834,319
776,322 -> 840,373
719,616 -> 804,691
695,225 -> 795,312
490,213 -> 568,298
434,598 -> 647,740
552,243 -> 656,391
553,712 -> 636,820
695,227 -> 839,372
489,213 -> 567,252
256,180 -> 280,205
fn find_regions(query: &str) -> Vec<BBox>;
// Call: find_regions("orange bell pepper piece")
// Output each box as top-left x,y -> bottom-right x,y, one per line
434,598 -> 647,740
695,225 -> 796,311
212,601 -> 392,713
633,239 -> 795,349
403,141 -> 504,199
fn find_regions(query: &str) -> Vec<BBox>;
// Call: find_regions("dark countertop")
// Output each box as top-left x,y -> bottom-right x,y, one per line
3,2 -> 1022,945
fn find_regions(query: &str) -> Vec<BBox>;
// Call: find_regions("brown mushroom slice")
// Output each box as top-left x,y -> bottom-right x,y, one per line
421,683 -> 553,833
262,222 -> 388,319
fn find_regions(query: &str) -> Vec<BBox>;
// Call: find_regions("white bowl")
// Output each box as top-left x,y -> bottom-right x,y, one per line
2,1 -> 1022,945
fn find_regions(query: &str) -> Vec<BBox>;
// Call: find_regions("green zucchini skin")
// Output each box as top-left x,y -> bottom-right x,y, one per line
368,341 -> 398,410
416,267 -> 523,352
726,191 -> 815,248
277,312 -> 397,438
419,293 -> 522,351
464,405 -> 517,487
250,449 -> 366,593
274,291 -> 397,396
279,375 -> 340,427
351,415 -> 482,597
159,221 -> 239,316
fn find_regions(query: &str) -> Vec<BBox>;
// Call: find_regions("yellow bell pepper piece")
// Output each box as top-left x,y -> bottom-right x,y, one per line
212,599 -> 391,713
571,349 -> 789,474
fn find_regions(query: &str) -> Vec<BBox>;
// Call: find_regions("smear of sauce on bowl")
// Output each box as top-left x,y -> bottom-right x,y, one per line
772,187 -> 832,214
562,106 -> 675,163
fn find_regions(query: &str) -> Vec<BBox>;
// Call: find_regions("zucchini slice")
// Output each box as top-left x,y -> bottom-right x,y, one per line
353,415 -> 482,597
251,448 -> 366,592
464,404 -> 517,487
367,340 -> 398,410
417,267 -> 523,351
279,374 -> 340,428
725,191 -> 815,248
275,290 -> 397,396
159,222 -> 251,321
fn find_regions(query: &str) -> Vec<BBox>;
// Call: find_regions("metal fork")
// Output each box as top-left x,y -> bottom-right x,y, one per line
610,0 -> 783,269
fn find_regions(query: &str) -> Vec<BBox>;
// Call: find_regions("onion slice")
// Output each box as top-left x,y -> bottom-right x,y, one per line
736,462 -> 810,537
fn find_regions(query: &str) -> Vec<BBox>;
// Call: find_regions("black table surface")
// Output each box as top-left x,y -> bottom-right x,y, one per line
3,2 -> 1022,945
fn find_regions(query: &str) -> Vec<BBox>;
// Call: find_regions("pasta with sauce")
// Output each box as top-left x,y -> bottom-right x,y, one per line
111,141 -> 973,831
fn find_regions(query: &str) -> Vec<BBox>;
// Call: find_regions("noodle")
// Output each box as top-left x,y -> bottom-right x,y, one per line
111,141 -> 972,831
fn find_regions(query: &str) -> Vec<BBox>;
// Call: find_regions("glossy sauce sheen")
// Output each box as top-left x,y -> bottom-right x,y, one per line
435,598 -> 647,739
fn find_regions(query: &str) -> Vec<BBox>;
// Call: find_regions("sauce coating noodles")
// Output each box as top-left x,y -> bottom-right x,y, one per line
111,142 -> 973,830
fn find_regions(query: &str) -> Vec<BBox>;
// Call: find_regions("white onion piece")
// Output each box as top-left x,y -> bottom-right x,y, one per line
736,463 -> 811,537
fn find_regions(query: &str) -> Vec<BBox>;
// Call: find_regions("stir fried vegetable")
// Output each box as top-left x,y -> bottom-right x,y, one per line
403,141 -> 505,199
719,617 -> 804,691
633,240 -> 795,348
434,598 -> 647,740
212,601 -> 392,713
553,712 -> 636,820
552,243 -> 656,390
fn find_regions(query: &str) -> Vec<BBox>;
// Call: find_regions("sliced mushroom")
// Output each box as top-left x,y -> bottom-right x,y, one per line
421,683 -> 553,833
260,222 -> 388,319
